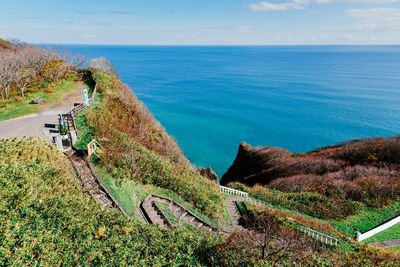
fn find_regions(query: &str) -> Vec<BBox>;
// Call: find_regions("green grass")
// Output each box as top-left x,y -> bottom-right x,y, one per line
331,202 -> 400,238
73,95 -> 102,151
387,246 -> 400,253
157,202 -> 180,226
0,77 -> 78,122
363,222 -> 400,243
236,201 -> 248,215
96,167 -> 222,227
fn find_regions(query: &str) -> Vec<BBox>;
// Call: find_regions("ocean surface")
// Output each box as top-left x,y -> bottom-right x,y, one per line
61,45 -> 400,177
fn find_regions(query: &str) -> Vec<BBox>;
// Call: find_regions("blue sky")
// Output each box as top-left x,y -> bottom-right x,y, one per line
1,0 -> 399,44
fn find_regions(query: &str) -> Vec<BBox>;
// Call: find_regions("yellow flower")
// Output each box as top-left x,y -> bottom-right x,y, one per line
123,226 -> 133,234
95,226 -> 105,239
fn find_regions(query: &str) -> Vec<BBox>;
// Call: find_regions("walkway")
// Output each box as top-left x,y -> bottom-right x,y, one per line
0,81 -> 85,142
371,239 -> 400,249
67,149 -> 117,210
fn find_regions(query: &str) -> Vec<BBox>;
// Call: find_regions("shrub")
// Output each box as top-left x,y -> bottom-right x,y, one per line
45,87 -> 53,93
16,96 -> 23,102
228,182 -> 361,219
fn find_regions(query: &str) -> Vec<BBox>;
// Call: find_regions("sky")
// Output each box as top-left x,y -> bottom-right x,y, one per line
1,0 -> 399,45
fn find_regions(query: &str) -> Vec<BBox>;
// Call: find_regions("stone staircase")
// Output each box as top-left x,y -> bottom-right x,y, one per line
140,194 -> 221,234
67,149 -> 117,210
141,195 -> 173,229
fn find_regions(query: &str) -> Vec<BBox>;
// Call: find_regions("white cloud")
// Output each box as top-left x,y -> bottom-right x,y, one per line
345,8 -> 400,30
249,0 -> 397,12
316,0 -> 396,3
248,0 -> 307,11
346,7 -> 400,18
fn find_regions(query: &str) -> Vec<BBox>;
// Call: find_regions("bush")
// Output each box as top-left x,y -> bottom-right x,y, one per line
228,182 -> 361,219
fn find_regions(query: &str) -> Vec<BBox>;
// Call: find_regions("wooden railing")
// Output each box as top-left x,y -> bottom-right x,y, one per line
300,226 -> 338,246
220,186 -> 249,198
69,85 -> 96,117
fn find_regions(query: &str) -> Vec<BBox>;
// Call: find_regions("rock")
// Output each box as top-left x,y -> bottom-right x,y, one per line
220,142 -> 292,186
198,167 -> 219,182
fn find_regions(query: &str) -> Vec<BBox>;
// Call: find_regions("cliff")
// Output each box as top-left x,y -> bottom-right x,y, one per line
220,142 -> 292,185
222,137 -> 400,214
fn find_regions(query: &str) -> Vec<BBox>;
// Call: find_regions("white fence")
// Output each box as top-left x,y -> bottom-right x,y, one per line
300,226 -> 338,246
220,186 -> 248,198
357,215 -> 400,242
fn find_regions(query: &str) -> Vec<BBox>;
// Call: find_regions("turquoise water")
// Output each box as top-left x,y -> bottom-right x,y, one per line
63,45 -> 400,176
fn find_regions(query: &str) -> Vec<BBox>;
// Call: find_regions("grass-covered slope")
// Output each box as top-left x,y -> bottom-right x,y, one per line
75,70 -> 225,219
0,136 -> 228,266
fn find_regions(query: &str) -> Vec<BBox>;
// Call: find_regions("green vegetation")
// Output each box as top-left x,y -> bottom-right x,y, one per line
0,77 -> 77,121
74,70 -> 225,219
388,246 -> 400,253
228,182 -> 361,220
236,201 -> 248,215
364,223 -> 400,243
98,168 -> 221,227
332,202 -> 400,238
228,181 -> 400,247
0,136 -> 234,266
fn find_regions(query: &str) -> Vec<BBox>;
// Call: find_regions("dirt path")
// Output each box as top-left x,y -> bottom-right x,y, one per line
371,238 -> 400,249
0,81 -> 85,141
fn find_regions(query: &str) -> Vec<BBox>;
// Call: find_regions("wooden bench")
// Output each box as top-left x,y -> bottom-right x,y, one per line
31,97 -> 43,104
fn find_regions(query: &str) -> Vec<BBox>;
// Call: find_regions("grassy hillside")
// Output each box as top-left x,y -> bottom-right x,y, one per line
0,136 -> 233,266
74,70 -> 225,219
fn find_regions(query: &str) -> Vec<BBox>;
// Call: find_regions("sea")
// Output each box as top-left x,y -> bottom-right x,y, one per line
60,45 -> 400,177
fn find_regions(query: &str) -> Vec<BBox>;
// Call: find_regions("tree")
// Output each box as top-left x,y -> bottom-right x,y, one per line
0,52 -> 18,98
7,38 -> 29,49
90,57 -> 120,79
15,69 -> 35,97
227,205 -> 316,264
0,45 -> 60,98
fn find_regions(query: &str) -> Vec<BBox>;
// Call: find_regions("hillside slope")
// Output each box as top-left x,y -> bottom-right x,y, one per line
223,137 -> 400,232
75,70 -> 225,219
0,136 -> 229,265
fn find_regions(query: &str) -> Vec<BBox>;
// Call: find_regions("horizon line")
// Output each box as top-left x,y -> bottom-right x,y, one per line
34,43 -> 400,47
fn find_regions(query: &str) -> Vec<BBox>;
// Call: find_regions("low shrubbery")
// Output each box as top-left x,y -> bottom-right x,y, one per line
0,136 -> 235,266
229,182 -> 362,220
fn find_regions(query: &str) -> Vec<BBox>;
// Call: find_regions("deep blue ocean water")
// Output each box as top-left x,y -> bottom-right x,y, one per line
61,45 -> 400,177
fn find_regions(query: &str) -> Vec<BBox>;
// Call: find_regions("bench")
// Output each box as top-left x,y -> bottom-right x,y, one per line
31,97 -> 43,104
